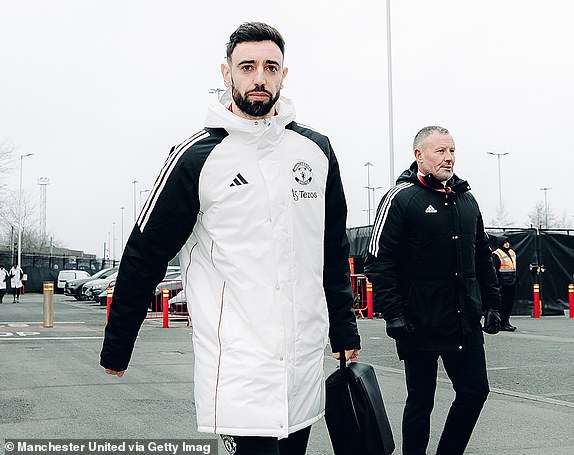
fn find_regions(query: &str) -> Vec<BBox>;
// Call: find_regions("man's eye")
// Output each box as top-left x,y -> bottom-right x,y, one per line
267,66 -> 278,73
241,65 -> 253,71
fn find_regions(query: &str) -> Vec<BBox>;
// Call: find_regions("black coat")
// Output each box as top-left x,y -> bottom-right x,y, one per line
364,162 -> 501,358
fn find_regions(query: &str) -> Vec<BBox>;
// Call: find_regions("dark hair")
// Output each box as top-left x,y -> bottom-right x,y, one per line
226,22 -> 285,61
413,126 -> 450,150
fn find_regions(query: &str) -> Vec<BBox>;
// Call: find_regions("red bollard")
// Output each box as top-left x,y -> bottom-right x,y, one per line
568,284 -> 574,318
533,284 -> 541,318
106,288 -> 113,323
348,257 -> 355,275
162,289 -> 169,328
366,281 -> 374,319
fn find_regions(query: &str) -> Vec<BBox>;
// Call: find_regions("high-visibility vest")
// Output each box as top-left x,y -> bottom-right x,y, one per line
493,248 -> 517,272
493,248 -> 517,286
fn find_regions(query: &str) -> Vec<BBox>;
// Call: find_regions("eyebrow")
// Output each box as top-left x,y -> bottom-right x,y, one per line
237,59 -> 281,67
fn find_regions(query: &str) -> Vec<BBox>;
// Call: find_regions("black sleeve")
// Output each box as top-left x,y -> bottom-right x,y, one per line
491,251 -> 501,271
100,134 -> 215,371
323,146 -> 361,353
363,188 -> 407,321
475,213 -> 501,312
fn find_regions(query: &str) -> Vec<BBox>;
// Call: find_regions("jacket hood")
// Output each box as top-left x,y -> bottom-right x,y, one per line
204,88 -> 296,133
397,161 -> 471,194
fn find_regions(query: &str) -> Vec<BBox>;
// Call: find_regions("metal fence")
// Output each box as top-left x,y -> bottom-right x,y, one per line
0,250 -> 120,293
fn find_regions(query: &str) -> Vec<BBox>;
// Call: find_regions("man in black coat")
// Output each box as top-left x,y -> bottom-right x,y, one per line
364,125 -> 501,455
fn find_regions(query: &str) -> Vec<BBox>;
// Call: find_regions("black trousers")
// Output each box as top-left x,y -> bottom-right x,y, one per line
500,285 -> 516,325
402,345 -> 490,455
222,425 -> 311,455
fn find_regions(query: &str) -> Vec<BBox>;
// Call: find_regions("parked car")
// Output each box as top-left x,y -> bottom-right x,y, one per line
168,289 -> 188,317
56,270 -> 90,293
96,277 -> 117,306
81,271 -> 118,301
150,271 -> 183,312
65,267 -> 118,300
97,269 -> 182,308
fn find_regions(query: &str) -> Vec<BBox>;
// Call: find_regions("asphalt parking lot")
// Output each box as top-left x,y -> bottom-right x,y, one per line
1,293 -> 574,454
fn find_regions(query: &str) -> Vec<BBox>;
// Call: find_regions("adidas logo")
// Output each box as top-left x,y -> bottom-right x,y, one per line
229,173 -> 248,187
425,205 -> 438,213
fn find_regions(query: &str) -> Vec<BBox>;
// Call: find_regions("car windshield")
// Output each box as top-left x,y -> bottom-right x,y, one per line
164,271 -> 181,280
102,268 -> 118,278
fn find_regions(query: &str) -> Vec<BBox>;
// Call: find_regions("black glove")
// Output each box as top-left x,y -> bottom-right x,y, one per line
482,309 -> 501,334
386,316 -> 415,340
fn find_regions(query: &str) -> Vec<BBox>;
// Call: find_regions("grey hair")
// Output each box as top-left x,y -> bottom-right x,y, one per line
413,126 -> 450,150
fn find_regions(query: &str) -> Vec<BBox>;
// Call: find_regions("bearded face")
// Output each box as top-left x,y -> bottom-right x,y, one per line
232,84 -> 280,118
221,40 -> 288,120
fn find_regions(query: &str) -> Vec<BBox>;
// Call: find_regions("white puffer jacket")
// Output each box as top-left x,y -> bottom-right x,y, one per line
101,91 -> 360,438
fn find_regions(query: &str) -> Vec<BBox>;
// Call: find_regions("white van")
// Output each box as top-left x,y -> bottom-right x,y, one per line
57,270 -> 90,293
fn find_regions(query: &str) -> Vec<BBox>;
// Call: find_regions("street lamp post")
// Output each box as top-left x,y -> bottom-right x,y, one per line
120,206 -> 125,254
363,162 -> 382,226
209,88 -> 225,100
132,180 -> 138,224
139,189 -> 150,212
386,0 -> 395,186
17,153 -> 34,267
364,162 -> 374,225
486,151 -> 510,224
540,187 -> 552,228
112,222 -> 116,261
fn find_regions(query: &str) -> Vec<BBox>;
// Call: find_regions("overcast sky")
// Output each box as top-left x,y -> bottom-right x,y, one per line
1,0 -> 573,258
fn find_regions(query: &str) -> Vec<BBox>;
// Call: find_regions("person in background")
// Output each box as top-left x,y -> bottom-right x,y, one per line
364,125 -> 501,455
492,236 -> 519,331
9,263 -> 24,303
100,21 -> 360,455
0,265 -> 8,303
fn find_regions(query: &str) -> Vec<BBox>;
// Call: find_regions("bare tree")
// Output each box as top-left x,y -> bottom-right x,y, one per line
489,203 -> 515,228
0,189 -> 41,250
527,201 -> 559,228
0,140 -> 16,208
0,141 -> 65,253
0,140 -> 16,177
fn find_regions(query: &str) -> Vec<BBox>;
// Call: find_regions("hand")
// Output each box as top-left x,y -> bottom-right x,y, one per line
482,309 -> 501,334
386,316 -> 415,340
332,349 -> 360,362
104,368 -> 126,378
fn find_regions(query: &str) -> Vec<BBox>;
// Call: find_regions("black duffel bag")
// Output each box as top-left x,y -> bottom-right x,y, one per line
325,354 -> 395,455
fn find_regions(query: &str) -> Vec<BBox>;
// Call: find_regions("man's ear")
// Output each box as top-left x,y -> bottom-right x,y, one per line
280,66 -> 289,88
414,148 -> 423,163
221,63 -> 232,87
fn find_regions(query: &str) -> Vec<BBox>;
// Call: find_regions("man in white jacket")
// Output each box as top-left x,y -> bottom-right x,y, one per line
0,265 -> 8,303
101,22 -> 360,455
9,263 -> 24,303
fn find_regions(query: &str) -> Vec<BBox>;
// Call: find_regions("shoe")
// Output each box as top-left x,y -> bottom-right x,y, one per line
501,324 -> 516,331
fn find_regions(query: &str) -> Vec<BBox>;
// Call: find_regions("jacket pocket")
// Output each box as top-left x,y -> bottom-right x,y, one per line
405,280 -> 458,335
463,277 -> 483,321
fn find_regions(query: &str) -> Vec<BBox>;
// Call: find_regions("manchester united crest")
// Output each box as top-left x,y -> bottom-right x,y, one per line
292,161 -> 313,185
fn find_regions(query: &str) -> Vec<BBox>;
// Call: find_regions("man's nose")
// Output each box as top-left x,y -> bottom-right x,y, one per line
253,67 -> 267,85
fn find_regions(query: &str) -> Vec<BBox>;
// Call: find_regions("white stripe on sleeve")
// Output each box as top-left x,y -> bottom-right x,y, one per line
368,182 -> 413,257
138,130 -> 210,232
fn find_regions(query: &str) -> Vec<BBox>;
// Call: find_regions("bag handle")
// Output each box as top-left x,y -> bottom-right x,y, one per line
339,351 -> 346,370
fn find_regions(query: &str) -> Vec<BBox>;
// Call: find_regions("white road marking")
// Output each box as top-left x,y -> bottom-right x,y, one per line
0,336 -> 104,341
